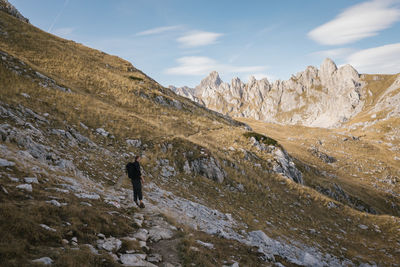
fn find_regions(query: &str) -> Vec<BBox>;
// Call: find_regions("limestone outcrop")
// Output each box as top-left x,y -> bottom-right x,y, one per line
0,0 -> 29,23
171,58 -> 364,128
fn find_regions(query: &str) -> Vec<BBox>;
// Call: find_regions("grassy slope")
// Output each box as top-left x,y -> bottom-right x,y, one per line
1,11 -> 400,266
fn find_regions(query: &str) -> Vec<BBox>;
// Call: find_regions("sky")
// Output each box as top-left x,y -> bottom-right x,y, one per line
9,0 -> 400,87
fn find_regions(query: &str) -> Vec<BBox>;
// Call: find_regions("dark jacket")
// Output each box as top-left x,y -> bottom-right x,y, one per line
126,161 -> 141,180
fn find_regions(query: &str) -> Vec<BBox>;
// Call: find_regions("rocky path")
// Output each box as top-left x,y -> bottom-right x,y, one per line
110,183 -> 358,267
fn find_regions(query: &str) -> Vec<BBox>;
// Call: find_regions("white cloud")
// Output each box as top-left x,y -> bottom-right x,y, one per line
53,27 -> 74,37
311,48 -> 354,59
347,43 -> 400,74
177,31 -> 223,47
308,0 -> 400,45
136,25 -> 181,36
165,56 -> 266,76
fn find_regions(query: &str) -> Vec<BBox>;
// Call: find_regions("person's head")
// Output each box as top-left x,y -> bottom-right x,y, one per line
135,155 -> 140,162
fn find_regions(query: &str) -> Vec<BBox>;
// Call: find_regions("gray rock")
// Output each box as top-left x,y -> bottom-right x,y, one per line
189,156 -> 226,183
1,185 -> 8,194
96,128 -> 109,137
120,254 -> 157,267
133,229 -> 148,241
74,193 -> 100,200
309,146 -> 336,163
196,240 -> 214,249
139,240 -> 149,252
148,226 -> 174,242
0,158 -> 15,167
236,184 -> 244,192
160,165 -> 176,178
80,201 -> 92,206
0,0 -> 29,23
147,253 -> 162,263
358,224 -> 368,230
154,95 -> 167,105
83,244 -> 99,255
126,139 -> 142,147
40,224 -> 56,232
273,148 -> 303,184
97,233 -> 106,239
46,199 -> 61,207
32,257 -> 53,265
24,177 -> 39,184
79,122 -> 89,129
108,252 -> 119,262
183,160 -> 191,174
97,237 -> 122,252
16,183 -> 32,192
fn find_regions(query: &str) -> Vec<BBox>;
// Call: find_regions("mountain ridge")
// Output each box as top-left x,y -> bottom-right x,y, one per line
171,59 -> 400,128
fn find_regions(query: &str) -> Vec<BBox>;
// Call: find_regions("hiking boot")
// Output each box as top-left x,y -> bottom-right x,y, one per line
135,201 -> 139,207
139,202 -> 145,209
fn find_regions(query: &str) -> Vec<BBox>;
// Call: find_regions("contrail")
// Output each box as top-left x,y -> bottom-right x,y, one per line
48,0 -> 70,33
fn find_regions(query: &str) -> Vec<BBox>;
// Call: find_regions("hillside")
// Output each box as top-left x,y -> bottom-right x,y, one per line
1,3 -> 400,267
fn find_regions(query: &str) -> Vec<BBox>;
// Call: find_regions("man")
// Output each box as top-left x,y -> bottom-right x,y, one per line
126,155 -> 145,208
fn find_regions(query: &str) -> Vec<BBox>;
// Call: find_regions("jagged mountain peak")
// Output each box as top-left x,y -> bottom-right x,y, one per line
198,70 -> 222,88
320,57 -> 338,75
172,58 -> 378,127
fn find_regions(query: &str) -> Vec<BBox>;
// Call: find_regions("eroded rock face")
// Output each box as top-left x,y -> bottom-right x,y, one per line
172,58 -> 364,128
187,156 -> 226,183
0,0 -> 29,23
273,148 -> 303,184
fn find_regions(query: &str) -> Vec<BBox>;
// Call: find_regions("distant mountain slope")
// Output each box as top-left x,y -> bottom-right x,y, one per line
172,60 -> 400,128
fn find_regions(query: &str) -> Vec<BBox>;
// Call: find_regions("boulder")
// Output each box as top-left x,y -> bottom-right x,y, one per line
273,148 -> 303,184
97,237 -> 122,252
120,254 -> 157,267
133,229 -> 148,241
16,183 -> 32,192
32,257 -> 53,265
148,226 -> 173,242
188,157 -> 226,183
0,158 -> 15,167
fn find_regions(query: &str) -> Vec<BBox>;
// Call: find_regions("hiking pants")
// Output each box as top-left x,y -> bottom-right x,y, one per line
131,179 -> 142,202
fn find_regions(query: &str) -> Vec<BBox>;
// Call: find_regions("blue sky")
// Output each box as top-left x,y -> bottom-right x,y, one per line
10,0 -> 400,87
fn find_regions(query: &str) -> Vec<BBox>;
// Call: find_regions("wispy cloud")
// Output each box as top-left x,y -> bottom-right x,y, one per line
308,0 -> 400,45
177,31 -> 223,47
53,27 -> 74,38
346,43 -> 400,74
136,25 -> 182,36
165,56 -> 266,76
311,48 -> 354,59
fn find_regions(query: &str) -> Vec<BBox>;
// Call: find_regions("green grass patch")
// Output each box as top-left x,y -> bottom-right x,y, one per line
128,75 -> 143,81
243,132 -> 279,146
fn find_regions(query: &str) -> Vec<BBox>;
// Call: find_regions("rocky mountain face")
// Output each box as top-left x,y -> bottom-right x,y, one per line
172,59 -> 400,128
0,0 -> 29,23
